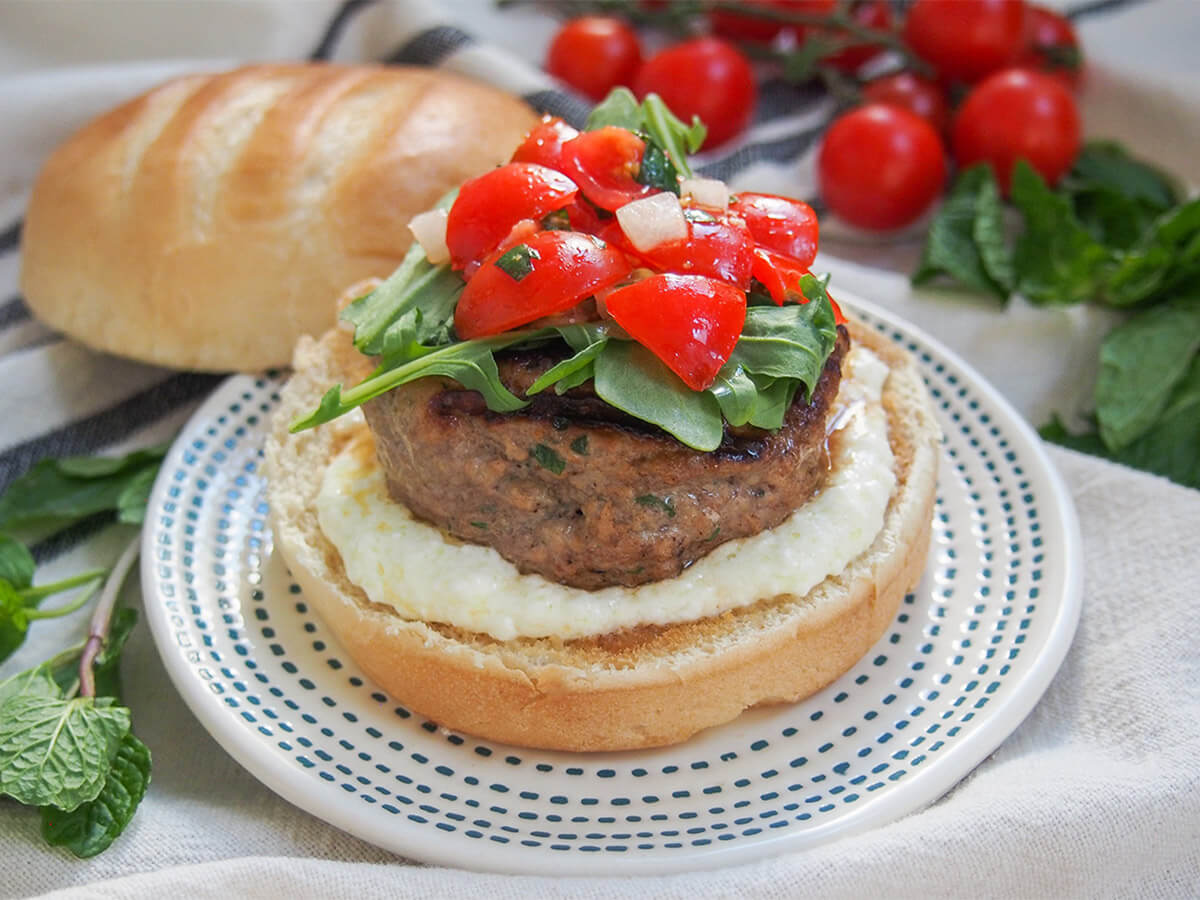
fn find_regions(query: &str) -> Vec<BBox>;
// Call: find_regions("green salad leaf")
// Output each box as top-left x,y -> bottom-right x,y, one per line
585,87 -> 705,179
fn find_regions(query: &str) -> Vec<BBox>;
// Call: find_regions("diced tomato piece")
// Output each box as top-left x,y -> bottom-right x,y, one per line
634,215 -> 755,288
454,230 -> 631,339
561,126 -> 655,212
445,163 -> 578,270
603,274 -> 747,391
751,248 -> 845,322
510,115 -> 580,171
730,192 -> 819,269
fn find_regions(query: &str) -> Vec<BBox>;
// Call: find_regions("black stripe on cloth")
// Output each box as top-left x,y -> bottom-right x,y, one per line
309,0 -> 380,60
384,25 -> 475,67
521,89 -> 592,129
0,294 -> 30,330
1066,0 -> 1149,21
0,372 -> 223,498
753,78 -> 828,126
0,218 -> 21,255
696,123 -> 827,189
29,512 -> 115,565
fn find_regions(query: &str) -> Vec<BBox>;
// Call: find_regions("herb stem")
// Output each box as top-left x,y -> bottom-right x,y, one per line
20,568 -> 108,602
78,537 -> 140,700
24,578 -> 102,621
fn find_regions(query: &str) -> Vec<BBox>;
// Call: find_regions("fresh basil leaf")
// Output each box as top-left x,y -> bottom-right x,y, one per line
1063,141 -> 1181,211
0,664 -> 62,709
494,243 -> 540,281
912,165 -> 1009,299
41,731 -> 150,858
0,535 -> 35,590
0,451 -> 165,532
0,581 -> 31,663
1095,295 -> 1200,451
0,695 -> 130,811
709,362 -> 759,427
526,338 -> 608,396
594,341 -> 725,451
637,142 -> 681,194
1010,160 -> 1113,306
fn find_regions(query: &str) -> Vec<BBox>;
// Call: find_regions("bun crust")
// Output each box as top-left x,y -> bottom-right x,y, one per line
265,320 -> 940,751
19,64 -> 537,372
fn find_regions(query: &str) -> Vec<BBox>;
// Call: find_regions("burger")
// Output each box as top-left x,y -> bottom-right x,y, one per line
265,90 -> 940,752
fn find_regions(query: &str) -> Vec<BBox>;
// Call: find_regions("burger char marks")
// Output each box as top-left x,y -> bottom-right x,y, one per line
362,326 -> 849,590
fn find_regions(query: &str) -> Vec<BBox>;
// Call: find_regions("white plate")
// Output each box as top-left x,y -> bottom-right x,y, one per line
141,296 -> 1082,875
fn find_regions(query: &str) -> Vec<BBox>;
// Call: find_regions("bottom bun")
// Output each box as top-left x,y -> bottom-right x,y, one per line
265,318 -> 940,751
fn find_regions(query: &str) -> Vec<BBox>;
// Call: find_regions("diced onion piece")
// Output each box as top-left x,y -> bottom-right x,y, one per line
615,192 -> 688,253
681,177 -> 729,210
408,208 -> 450,264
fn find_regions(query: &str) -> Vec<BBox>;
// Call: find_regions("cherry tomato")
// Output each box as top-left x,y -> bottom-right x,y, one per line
446,163 -> 578,270
817,104 -> 946,231
903,0 -> 1028,84
862,71 -> 950,134
562,126 -> 654,212
952,67 -> 1080,191
823,1 -> 893,73
709,0 -> 834,44
511,116 -> 580,171
454,231 -> 631,339
633,38 -> 757,149
730,193 -> 819,269
603,274 -> 747,391
545,16 -> 643,102
1016,4 -> 1082,87
636,215 -> 756,288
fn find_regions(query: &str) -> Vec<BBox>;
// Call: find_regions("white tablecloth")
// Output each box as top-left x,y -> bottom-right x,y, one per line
1,1 -> 1198,897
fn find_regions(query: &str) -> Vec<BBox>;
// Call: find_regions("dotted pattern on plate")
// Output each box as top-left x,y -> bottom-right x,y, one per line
145,306 -> 1071,873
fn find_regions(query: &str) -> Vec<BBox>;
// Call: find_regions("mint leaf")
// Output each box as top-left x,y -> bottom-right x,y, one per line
594,341 -> 725,451
0,581 -> 30,663
913,165 -> 1009,300
1010,160 -> 1113,306
115,465 -> 158,525
0,695 -> 130,810
1102,198 -> 1200,307
1064,141 -> 1181,212
0,535 -> 35,590
41,731 -> 151,858
0,664 -> 62,708
1095,295 -> 1200,451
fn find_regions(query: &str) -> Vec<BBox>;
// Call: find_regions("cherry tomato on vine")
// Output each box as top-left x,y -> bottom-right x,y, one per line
822,1 -> 893,73
445,163 -> 578,270
603,274 -> 747,391
561,126 -> 654,211
709,0 -> 834,44
817,104 -> 946,231
862,71 -> 950,134
903,0 -> 1028,84
952,67 -> 1080,191
510,115 -> 579,171
1016,4 -> 1083,87
454,230 -> 631,339
545,16 -> 643,102
730,192 -> 819,269
633,38 -> 757,149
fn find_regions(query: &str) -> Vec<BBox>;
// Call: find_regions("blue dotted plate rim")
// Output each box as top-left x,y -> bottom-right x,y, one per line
140,291 -> 1083,875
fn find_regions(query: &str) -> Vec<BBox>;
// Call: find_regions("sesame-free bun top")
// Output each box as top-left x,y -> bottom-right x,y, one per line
19,63 -> 538,372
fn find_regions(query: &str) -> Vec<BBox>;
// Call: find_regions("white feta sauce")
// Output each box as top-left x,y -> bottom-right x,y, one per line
316,347 -> 896,641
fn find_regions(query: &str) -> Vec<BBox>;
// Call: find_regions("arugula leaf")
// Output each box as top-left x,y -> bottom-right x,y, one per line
748,378 -> 802,431
41,731 -> 151,858
709,363 -> 759,427
585,86 -> 642,131
526,336 -> 608,396
0,535 -> 35,590
913,165 -> 1010,300
595,341 -> 725,451
1094,295 -> 1200,451
729,285 -> 839,401
0,449 -> 167,532
0,695 -> 130,811
585,88 -> 705,180
1010,160 -> 1113,306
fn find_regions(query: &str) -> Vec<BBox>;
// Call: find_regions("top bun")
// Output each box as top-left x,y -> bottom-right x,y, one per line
19,63 -> 538,372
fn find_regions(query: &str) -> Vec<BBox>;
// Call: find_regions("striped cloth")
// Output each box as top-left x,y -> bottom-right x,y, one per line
2,1 -> 1199,898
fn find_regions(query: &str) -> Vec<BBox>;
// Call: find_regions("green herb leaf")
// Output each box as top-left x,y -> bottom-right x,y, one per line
41,731 -> 151,858
636,142 -> 681,194
709,362 -> 759,427
0,695 -> 130,810
0,581 -> 31,664
115,466 -> 158,525
1101,198 -> 1200,307
1010,160 -> 1113,306
494,243 -> 540,282
728,285 -> 838,401
1064,141 -> 1181,212
530,444 -> 566,475
635,494 -> 676,518
748,377 -> 801,430
594,341 -> 725,451
0,535 -> 35,590
0,450 -> 167,532
570,435 -> 589,456
586,88 -> 704,180
1095,295 -> 1200,451
526,334 -> 608,396
585,86 -> 642,131
912,164 -> 1010,299
0,664 -> 62,709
